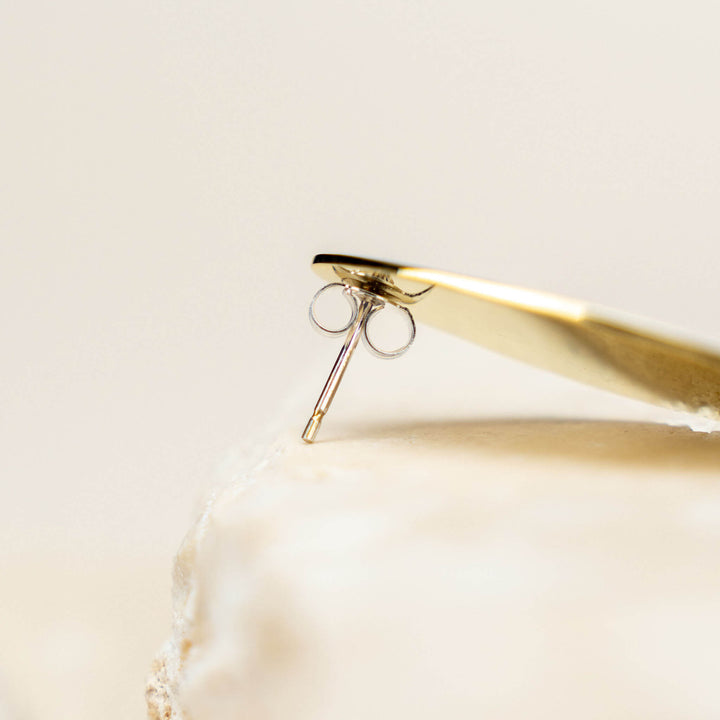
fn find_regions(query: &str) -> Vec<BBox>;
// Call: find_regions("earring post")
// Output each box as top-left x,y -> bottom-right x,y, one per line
302,296 -> 376,443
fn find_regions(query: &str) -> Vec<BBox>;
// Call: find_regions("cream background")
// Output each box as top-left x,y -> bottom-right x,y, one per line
1,1 -> 720,718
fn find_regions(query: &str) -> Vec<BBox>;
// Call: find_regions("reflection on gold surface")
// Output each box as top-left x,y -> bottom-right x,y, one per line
346,419 -> 720,472
313,254 -> 720,420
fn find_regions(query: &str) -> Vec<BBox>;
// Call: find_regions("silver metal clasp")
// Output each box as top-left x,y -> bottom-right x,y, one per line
302,283 -> 416,442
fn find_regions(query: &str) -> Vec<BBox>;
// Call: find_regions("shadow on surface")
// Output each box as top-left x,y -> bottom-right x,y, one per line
346,418 -> 720,472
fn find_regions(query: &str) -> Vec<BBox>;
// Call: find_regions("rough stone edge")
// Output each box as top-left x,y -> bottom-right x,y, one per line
144,405 -> 300,720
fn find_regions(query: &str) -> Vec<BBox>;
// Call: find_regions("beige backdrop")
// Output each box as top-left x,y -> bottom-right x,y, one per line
2,1 -> 720,718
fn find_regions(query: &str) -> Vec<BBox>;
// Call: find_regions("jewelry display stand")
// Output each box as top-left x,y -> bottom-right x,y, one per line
147,326 -> 720,720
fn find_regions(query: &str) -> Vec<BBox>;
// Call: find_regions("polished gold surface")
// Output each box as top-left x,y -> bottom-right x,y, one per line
311,254 -> 720,422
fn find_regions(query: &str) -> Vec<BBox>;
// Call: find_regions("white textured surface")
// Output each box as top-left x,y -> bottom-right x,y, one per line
149,335 -> 720,719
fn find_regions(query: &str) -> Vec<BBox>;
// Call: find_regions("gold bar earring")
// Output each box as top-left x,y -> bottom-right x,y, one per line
303,254 -> 720,442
